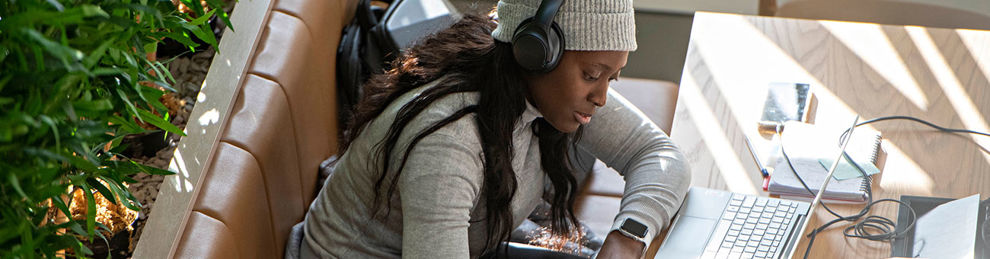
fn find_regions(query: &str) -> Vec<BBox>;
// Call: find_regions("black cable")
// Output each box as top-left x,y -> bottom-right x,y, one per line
776,115 -> 989,258
840,115 -> 990,143
787,140 -> 918,259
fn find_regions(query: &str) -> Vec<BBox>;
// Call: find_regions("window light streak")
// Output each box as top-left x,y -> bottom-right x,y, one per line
822,21 -> 929,111
906,26 -> 990,165
690,14 -> 863,131
169,149 -> 195,193
198,108 -> 220,126
956,29 -> 990,99
877,141 -> 933,196
680,73 -> 759,195
692,14 -> 818,129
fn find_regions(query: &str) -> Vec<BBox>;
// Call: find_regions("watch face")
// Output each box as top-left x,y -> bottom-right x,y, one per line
622,219 -> 648,238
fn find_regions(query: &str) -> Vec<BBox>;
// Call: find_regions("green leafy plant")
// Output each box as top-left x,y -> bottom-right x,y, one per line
0,0 -> 229,257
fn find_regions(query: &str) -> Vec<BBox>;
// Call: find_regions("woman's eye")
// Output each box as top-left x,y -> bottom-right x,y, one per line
584,74 -> 599,81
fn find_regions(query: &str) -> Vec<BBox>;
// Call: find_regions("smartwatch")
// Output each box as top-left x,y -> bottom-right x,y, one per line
618,218 -> 649,244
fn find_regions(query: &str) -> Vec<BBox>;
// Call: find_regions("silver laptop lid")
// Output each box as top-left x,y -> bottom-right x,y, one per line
785,116 -> 860,258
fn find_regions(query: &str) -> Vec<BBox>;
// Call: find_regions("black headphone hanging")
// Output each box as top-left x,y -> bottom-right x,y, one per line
511,0 -> 565,73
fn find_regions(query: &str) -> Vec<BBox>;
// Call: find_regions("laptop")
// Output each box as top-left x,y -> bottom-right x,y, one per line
656,117 -> 860,259
655,187 -> 811,259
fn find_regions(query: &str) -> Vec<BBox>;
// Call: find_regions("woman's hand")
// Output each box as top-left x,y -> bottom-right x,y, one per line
595,231 -> 645,259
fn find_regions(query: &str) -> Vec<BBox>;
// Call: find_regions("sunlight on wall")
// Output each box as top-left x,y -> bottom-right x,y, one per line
822,21 -> 929,111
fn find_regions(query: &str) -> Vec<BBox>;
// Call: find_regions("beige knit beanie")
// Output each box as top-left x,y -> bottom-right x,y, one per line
491,0 -> 637,51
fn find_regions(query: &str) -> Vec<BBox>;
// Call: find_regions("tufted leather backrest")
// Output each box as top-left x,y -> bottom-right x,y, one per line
173,0 -> 357,257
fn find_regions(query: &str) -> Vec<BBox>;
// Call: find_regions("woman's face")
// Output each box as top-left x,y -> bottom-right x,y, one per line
526,51 -> 628,133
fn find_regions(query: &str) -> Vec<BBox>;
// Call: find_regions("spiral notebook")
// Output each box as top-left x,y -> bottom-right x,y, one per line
768,123 -> 882,203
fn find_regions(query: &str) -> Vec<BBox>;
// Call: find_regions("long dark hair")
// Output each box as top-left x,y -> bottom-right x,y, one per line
340,14 -> 580,256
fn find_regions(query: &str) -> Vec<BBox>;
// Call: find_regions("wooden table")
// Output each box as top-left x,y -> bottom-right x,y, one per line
646,12 -> 990,258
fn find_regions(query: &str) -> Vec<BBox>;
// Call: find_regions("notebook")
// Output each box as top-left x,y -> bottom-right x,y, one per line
767,122 -> 882,203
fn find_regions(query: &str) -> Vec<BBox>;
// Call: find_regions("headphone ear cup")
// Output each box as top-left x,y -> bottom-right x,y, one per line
512,18 -> 548,72
511,18 -> 566,73
544,21 -> 565,72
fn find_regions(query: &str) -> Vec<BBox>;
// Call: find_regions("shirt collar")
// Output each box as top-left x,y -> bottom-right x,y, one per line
521,99 -> 543,123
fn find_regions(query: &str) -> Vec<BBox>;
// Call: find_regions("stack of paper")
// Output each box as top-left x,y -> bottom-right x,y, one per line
913,194 -> 980,259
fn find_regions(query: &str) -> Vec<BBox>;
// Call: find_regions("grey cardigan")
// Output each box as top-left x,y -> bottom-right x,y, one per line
297,79 -> 691,258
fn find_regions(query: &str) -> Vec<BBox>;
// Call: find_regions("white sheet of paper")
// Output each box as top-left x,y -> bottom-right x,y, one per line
913,194 -> 980,259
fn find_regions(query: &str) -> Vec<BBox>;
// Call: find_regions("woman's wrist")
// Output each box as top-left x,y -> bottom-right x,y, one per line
597,231 -> 646,259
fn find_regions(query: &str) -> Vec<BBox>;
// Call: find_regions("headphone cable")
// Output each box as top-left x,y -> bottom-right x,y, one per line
773,115 -> 989,258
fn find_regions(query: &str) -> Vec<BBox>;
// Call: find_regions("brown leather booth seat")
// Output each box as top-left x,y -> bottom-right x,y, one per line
173,0 -> 357,257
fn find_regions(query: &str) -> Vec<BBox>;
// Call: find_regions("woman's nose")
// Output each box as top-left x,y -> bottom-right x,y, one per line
589,83 -> 608,107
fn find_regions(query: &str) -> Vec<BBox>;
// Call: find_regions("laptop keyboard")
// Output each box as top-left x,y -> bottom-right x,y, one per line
702,194 -> 800,259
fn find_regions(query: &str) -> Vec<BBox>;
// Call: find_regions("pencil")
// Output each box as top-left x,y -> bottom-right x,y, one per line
743,135 -> 771,191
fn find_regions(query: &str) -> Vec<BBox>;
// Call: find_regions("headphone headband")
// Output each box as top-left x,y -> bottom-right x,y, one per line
533,0 -> 563,30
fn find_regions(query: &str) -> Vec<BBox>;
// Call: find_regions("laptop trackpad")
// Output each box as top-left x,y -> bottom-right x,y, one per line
656,216 -> 717,256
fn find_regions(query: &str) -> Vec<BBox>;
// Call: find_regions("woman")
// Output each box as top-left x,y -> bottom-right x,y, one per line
297,0 -> 690,258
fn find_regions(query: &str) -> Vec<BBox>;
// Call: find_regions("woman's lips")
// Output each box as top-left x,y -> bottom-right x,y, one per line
575,111 -> 592,124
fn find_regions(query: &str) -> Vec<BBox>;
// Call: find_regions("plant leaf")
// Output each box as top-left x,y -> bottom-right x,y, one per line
45,0 -> 65,11
72,99 -> 113,113
183,0 -> 207,17
143,58 -> 166,85
8,173 -> 29,201
188,9 -> 216,26
165,31 -> 200,49
100,175 -> 141,211
115,88 -> 142,122
0,74 -> 13,93
78,181 -> 97,236
93,67 -> 125,76
80,5 -> 110,18
133,160 -> 175,175
217,9 -> 234,32
154,61 -> 176,84
107,115 -> 146,135
83,40 -> 115,70
69,222 -> 88,237
143,41 -> 158,57
86,178 -> 117,205
50,195 -> 74,225
38,115 -> 60,150
136,108 -> 185,136
22,28 -> 84,62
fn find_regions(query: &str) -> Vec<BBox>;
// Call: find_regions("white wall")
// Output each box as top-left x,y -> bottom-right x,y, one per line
635,0 -> 990,17
634,0 -> 758,15
878,0 -> 990,16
